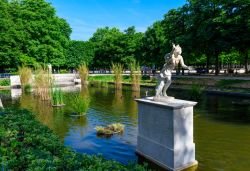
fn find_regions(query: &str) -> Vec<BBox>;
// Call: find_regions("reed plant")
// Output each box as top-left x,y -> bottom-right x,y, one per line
18,66 -> 32,89
112,63 -> 123,90
130,61 -> 141,91
51,87 -> 64,106
67,94 -> 90,116
34,68 -> 52,100
188,85 -> 204,100
78,63 -> 89,85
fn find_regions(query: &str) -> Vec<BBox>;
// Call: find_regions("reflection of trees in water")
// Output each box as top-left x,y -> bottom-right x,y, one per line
201,95 -> 250,123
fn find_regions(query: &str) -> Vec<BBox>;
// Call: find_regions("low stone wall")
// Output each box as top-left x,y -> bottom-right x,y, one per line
10,74 -> 79,87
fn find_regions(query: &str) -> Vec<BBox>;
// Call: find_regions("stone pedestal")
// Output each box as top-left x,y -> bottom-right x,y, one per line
10,75 -> 21,88
0,98 -> 3,108
135,97 -> 197,171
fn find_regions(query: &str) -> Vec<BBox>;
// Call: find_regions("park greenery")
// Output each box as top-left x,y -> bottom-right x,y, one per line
0,109 -> 147,170
0,0 -> 249,75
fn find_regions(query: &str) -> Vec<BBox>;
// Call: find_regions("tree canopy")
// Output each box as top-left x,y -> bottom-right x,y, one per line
0,0 -> 71,71
1,0 -> 249,74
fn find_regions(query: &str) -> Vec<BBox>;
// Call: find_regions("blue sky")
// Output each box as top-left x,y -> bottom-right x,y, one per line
47,0 -> 187,41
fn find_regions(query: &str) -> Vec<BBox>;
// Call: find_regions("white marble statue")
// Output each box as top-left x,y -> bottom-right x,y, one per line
154,44 -> 191,100
0,98 -> 3,108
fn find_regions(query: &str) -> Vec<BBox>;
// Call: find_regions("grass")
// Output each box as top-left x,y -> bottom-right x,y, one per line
79,63 -> 89,85
0,78 -> 10,86
33,68 -> 52,100
130,61 -> 141,91
112,63 -> 123,90
88,75 -> 114,82
18,66 -> 32,88
66,94 -> 90,115
51,87 -> 64,106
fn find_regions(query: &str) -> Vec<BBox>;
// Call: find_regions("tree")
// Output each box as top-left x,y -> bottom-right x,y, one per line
141,21 -> 167,67
66,40 -> 94,69
0,0 -> 72,70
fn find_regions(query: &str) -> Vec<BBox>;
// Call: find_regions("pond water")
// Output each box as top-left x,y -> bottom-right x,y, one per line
1,85 -> 250,171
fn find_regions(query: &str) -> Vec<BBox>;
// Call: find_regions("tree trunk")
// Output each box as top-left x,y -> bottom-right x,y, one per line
206,56 -> 210,74
215,54 -> 219,75
244,51 -> 249,73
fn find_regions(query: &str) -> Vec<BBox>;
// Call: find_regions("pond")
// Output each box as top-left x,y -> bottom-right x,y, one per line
1,85 -> 250,171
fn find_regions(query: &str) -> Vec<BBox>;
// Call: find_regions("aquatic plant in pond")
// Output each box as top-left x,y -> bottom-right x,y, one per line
34,68 -> 52,100
66,94 -> 90,115
24,84 -> 32,93
18,66 -> 32,88
79,63 -> 89,85
112,63 -> 123,90
51,87 -> 64,106
95,123 -> 125,137
130,61 -> 141,91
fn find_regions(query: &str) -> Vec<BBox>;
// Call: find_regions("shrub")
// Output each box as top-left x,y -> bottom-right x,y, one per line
0,78 -> 10,86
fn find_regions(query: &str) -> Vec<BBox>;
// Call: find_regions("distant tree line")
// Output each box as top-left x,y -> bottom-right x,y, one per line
0,0 -> 249,74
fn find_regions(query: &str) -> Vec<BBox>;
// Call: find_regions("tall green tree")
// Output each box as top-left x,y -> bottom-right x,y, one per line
66,40 -> 94,69
0,0 -> 72,70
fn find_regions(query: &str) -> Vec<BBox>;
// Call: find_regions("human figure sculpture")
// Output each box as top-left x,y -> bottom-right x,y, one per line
0,98 -> 3,108
154,44 -> 191,99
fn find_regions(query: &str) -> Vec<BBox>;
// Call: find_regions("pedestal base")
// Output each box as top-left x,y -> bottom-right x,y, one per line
135,97 -> 197,171
136,150 -> 198,171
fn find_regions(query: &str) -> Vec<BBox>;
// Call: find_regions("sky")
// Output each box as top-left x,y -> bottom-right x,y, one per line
47,0 -> 187,41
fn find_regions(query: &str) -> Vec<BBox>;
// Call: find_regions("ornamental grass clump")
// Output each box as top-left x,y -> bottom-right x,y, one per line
34,68 -> 52,100
67,94 -> 90,116
79,63 -> 89,85
112,63 -> 123,90
130,61 -> 141,91
51,87 -> 64,106
18,66 -> 32,89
